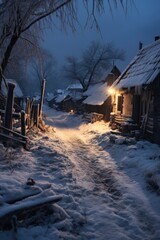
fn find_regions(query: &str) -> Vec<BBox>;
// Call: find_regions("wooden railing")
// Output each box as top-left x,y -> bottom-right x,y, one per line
0,79 -> 46,148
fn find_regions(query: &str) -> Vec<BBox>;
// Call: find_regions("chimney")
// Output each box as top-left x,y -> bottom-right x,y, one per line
155,36 -> 160,41
139,41 -> 143,50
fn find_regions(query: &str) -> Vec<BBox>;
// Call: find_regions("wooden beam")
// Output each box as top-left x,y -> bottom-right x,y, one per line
4,82 -> 15,130
0,194 -> 63,230
39,79 -> 46,118
0,125 -> 27,140
0,132 -> 26,145
0,109 -> 20,118
21,110 -> 26,136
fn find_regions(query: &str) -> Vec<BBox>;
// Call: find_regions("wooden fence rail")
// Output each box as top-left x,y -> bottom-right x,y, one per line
0,79 -> 46,148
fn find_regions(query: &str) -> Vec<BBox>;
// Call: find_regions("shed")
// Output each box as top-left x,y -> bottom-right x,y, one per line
83,65 -> 121,121
55,83 -> 84,112
111,38 -> 160,143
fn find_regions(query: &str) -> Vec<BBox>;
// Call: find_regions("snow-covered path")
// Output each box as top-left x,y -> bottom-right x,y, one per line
1,107 -> 160,240
43,108 -> 160,239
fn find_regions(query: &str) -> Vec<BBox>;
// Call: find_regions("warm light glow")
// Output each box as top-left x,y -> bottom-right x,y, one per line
108,88 -> 115,95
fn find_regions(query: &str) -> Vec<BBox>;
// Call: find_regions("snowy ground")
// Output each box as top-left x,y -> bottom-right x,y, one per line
0,105 -> 160,240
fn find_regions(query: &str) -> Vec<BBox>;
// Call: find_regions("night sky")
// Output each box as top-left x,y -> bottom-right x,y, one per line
42,0 -> 160,88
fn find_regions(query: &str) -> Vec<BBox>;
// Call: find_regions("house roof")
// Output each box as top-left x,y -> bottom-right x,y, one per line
55,91 -> 70,103
83,82 -> 110,106
66,83 -> 83,90
114,39 -> 160,89
83,65 -> 121,106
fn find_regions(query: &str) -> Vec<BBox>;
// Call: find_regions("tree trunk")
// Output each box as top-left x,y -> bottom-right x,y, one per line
0,34 -> 19,90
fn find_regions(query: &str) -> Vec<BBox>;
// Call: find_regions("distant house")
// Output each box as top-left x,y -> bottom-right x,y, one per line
110,37 -> 160,143
55,83 -> 84,112
83,65 -> 121,121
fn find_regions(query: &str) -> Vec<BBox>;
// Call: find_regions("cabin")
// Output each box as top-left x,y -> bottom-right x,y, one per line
110,37 -> 160,143
55,83 -> 84,112
83,65 -> 121,121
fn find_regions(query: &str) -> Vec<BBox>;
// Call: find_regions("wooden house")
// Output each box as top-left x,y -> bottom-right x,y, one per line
110,38 -> 160,143
55,83 -> 84,112
83,65 -> 121,121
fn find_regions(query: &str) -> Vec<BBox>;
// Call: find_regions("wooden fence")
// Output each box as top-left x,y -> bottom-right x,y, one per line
0,79 -> 46,148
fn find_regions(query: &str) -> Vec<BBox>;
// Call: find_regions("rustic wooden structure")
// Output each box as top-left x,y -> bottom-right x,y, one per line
39,79 -> 46,117
110,38 -> 160,143
4,82 -> 15,130
0,189 -> 62,230
1,78 -> 24,111
83,65 -> 121,121
0,78 -> 46,147
55,83 -> 84,113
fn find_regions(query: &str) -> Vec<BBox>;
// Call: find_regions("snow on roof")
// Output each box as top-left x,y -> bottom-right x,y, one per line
67,83 -> 83,90
55,84 -> 83,103
2,79 -> 23,97
83,82 -> 110,105
114,39 -> 160,89
55,91 -> 70,103
46,93 -> 55,102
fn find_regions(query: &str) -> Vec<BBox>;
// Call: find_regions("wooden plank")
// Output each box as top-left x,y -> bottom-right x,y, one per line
39,79 -> 46,117
146,129 -> 153,134
21,110 -> 26,136
0,125 -> 27,140
0,194 -> 63,229
0,109 -> 20,118
5,184 -> 51,204
0,132 -> 26,145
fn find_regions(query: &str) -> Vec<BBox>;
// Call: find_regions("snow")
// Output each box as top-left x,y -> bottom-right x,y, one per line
55,91 -> 70,103
114,39 -> 160,89
55,84 -> 83,103
0,105 -> 160,239
83,82 -> 110,105
67,83 -> 83,90
46,93 -> 55,102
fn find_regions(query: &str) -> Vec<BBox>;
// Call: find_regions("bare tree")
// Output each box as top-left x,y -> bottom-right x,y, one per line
32,48 -> 57,88
64,41 -> 125,91
0,0 -> 133,89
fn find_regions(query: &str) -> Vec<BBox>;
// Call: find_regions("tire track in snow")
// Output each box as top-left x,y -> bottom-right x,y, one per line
64,137 -> 122,199
56,131 -> 160,240
28,125 -> 160,239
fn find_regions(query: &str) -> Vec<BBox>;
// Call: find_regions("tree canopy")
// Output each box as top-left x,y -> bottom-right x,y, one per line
0,0 -> 133,89
64,41 -> 125,91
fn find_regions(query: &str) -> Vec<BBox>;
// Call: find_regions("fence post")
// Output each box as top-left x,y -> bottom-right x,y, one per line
25,98 -> 31,128
4,82 -> 15,130
39,79 -> 46,118
21,110 -> 26,136
35,104 -> 39,127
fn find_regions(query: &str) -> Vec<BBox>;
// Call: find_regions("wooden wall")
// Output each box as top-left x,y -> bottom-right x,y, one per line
153,75 -> 160,144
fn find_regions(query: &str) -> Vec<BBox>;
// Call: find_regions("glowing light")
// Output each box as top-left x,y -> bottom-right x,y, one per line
108,88 -> 115,95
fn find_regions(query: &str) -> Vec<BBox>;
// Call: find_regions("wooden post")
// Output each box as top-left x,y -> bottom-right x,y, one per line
25,98 -> 31,128
4,82 -> 15,130
39,79 -> 46,118
35,104 -> 39,127
33,104 -> 36,126
30,105 -> 34,128
21,110 -> 26,136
